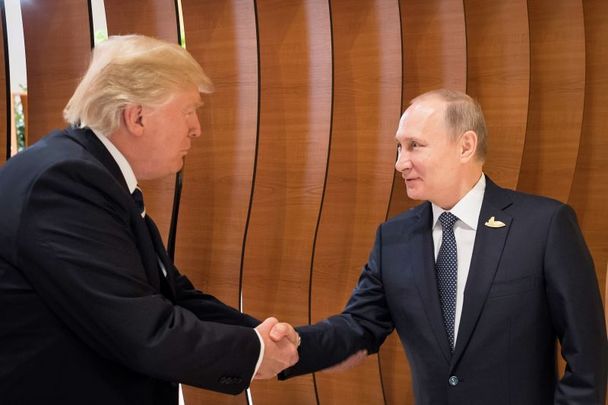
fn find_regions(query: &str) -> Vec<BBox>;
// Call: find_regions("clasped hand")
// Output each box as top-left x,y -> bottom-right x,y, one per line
254,317 -> 300,379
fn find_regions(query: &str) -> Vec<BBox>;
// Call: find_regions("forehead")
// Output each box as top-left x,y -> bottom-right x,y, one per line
396,98 -> 446,139
160,87 -> 202,109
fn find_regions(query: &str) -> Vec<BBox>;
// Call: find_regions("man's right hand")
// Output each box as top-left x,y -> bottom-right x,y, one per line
254,317 -> 299,379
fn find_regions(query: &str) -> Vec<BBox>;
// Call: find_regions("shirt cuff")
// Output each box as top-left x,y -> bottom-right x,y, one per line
252,329 -> 265,382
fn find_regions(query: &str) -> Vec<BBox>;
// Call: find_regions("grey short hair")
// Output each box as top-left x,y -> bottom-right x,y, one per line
64,35 -> 213,135
411,89 -> 487,161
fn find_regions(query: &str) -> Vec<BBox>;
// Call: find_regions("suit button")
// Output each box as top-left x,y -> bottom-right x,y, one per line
448,375 -> 459,386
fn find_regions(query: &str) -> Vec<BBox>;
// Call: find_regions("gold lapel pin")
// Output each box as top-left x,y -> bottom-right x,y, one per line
484,216 -> 506,228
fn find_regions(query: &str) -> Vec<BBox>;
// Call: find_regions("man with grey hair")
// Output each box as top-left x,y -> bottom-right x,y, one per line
277,89 -> 608,404
0,35 -> 298,404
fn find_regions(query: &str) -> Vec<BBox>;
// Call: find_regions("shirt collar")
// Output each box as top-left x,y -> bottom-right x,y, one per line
432,173 -> 486,230
93,131 -> 138,194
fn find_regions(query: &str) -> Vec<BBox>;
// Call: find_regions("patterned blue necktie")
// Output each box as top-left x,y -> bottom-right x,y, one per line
436,211 -> 458,351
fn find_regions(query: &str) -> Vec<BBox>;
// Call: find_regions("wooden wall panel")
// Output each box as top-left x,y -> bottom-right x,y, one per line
310,1 -> 402,404
569,0 -> 608,307
464,0 -> 529,189
380,3 -> 467,403
241,1 -> 332,403
104,0 -> 178,244
0,4 -> 7,162
517,0 -> 585,202
105,0 -> 178,41
21,0 -> 92,145
178,1 -> 257,404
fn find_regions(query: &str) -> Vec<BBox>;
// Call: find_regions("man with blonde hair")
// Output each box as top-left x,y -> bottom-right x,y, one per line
0,35 -> 298,404
278,89 -> 607,404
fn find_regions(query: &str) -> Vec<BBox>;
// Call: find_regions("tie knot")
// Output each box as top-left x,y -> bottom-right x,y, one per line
131,187 -> 146,217
439,211 -> 458,230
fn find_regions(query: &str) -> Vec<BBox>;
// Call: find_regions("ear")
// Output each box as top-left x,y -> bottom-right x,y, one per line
122,104 -> 145,136
459,130 -> 478,162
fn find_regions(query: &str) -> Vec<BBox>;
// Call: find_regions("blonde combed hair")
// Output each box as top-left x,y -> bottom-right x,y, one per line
64,35 -> 213,135
411,89 -> 488,161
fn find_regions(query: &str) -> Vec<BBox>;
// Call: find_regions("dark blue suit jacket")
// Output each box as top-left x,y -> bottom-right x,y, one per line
0,128 -> 260,404
282,177 -> 608,404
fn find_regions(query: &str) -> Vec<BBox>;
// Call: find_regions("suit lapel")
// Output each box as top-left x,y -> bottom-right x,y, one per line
65,127 -> 173,297
145,216 -> 177,300
450,179 -> 513,370
410,202 -> 452,364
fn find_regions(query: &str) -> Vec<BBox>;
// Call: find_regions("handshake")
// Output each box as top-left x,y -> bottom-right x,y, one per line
253,317 -> 300,379
253,317 -> 368,379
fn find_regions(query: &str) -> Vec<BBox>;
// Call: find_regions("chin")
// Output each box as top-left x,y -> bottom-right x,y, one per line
405,186 -> 425,201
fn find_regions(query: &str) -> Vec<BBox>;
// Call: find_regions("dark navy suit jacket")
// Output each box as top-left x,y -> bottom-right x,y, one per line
0,128 -> 260,404
282,177 -> 608,404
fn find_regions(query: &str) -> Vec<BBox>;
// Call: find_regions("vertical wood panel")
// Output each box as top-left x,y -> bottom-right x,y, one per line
517,0 -> 585,202
104,0 -> 178,41
569,0 -> 608,308
241,0 -> 332,403
104,0 -> 178,243
380,3 -> 467,403
0,4 -> 7,162
21,0 -> 92,145
311,1 -> 402,403
464,0 -> 529,189
178,1 -> 258,404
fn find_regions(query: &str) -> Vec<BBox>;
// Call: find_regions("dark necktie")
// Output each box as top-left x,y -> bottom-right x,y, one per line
436,211 -> 458,351
131,186 -> 174,297
131,186 -> 146,217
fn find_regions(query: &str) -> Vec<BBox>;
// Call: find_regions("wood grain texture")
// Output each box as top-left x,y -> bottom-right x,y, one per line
464,0 -> 529,189
104,0 -> 179,243
21,0 -> 92,145
380,2 -> 467,403
0,6 -> 7,162
178,1 -> 257,404
104,0 -> 178,41
310,1 -> 402,404
517,0 -> 585,202
241,1 -> 332,403
569,0 -> 608,308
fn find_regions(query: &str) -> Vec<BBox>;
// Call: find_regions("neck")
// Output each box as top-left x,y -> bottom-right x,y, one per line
436,169 -> 483,210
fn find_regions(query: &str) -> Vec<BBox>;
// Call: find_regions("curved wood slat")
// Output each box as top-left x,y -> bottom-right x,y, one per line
104,0 -> 178,41
104,0 -> 179,243
311,1 -> 402,404
517,0 -> 585,202
464,0 -> 529,189
241,1 -> 332,403
178,1 -> 257,403
0,5 -> 7,162
569,0 -> 608,308
21,0 -> 92,145
380,2 -> 467,403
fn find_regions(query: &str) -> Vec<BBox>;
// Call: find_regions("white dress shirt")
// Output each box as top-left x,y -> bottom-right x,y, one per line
432,174 -> 486,346
93,132 -> 264,396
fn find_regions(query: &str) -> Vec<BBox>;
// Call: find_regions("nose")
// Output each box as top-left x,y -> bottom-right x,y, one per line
395,149 -> 411,173
189,113 -> 202,138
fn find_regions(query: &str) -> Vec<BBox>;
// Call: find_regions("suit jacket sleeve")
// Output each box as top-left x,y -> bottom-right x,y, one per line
546,204 -> 608,403
171,269 -> 260,328
280,226 -> 394,379
17,160 -> 260,394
